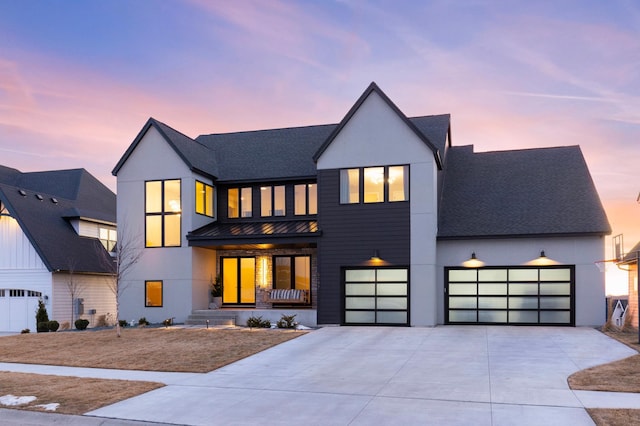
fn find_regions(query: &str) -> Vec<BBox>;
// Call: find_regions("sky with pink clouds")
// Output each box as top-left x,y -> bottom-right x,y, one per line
1,1 -> 639,289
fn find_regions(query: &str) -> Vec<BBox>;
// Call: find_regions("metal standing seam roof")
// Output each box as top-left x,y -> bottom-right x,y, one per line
0,166 -> 116,274
189,220 -> 319,240
437,145 -> 611,238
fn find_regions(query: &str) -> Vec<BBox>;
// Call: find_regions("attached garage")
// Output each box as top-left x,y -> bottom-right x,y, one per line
343,267 -> 409,326
445,266 -> 575,326
0,289 -> 42,332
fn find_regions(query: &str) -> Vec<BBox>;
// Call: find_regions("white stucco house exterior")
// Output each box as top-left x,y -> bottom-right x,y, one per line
112,82 -> 611,327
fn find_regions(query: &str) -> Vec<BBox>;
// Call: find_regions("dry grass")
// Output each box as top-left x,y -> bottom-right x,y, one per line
587,409 -> 640,426
568,327 -> 640,426
0,326 -> 305,416
0,326 -> 305,372
0,372 -> 162,414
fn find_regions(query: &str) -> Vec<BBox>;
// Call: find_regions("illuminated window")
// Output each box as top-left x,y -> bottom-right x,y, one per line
364,167 -> 384,203
340,169 -> 360,204
145,280 -> 163,307
340,166 -> 408,204
294,183 -> 317,215
274,255 -> 311,293
145,180 -> 181,247
195,181 -> 214,217
228,187 -> 252,218
261,185 -> 285,217
99,227 -> 117,252
388,165 -> 409,202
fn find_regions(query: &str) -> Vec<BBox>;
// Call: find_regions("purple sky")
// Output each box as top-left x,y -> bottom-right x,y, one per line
1,1 -> 638,286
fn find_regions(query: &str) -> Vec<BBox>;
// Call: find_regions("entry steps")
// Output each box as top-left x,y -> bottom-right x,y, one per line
185,310 -> 236,326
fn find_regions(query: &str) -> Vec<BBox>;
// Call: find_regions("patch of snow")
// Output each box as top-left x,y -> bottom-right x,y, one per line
0,395 -> 37,406
296,324 -> 312,330
35,403 -> 60,411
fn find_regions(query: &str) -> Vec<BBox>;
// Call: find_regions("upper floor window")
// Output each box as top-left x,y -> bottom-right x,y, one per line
145,179 -> 181,247
228,187 -> 252,218
340,165 -> 409,204
294,183 -> 317,215
195,181 -> 214,217
99,227 -> 117,252
261,185 -> 285,217
340,169 -> 360,204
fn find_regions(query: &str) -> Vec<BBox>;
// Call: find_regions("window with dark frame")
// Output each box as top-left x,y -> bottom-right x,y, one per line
195,181 -> 214,217
145,180 -> 181,247
145,280 -> 163,307
273,255 -> 311,293
261,185 -> 285,217
228,187 -> 252,218
294,183 -> 317,215
340,165 -> 408,204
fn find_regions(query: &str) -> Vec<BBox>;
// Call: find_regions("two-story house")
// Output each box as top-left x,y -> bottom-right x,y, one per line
0,166 -> 116,332
113,82 -> 610,327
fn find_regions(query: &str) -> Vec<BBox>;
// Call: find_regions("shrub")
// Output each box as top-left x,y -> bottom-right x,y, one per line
21,328 -> 30,334
37,322 -> 49,333
96,315 -> 109,327
138,317 -> 150,326
35,299 -> 49,333
47,320 -> 60,332
59,321 -> 70,331
118,319 -> 128,328
276,314 -> 298,329
74,318 -> 90,330
246,316 -> 271,328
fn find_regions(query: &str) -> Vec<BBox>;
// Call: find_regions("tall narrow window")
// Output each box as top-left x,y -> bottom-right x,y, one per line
228,187 -> 252,218
295,183 -> 318,215
261,185 -> 285,217
145,280 -> 163,307
340,169 -> 360,204
388,165 -> 409,202
364,167 -> 384,203
241,187 -> 252,217
145,180 -> 181,247
195,181 -> 214,217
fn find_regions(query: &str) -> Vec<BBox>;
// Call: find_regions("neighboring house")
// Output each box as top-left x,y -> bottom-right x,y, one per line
113,82 -> 611,327
619,241 -> 640,327
0,166 -> 116,332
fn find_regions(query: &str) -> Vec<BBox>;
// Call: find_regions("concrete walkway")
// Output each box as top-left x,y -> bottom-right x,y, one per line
2,326 -> 640,425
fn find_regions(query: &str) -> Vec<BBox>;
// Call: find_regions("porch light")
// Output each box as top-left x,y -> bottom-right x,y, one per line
462,252 -> 485,268
525,250 -> 559,266
370,250 -> 381,261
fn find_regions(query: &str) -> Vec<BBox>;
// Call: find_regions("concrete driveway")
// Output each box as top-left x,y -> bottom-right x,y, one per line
81,326 -> 636,425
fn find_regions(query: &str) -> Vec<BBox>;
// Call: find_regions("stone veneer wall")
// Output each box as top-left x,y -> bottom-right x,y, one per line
215,248 -> 318,309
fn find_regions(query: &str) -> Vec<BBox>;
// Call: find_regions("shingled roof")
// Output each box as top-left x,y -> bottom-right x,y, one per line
112,118 -> 219,178
0,166 -> 116,273
438,145 -> 611,238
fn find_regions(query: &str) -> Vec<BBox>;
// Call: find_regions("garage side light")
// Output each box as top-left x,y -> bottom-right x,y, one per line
462,252 -> 485,268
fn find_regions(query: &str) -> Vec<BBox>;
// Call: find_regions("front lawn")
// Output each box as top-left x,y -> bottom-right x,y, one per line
0,326 -> 304,415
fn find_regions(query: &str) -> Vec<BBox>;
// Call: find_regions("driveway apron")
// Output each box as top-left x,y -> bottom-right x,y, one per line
85,326 -> 637,425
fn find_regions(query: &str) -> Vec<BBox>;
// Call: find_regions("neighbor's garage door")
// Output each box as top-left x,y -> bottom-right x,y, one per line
344,268 -> 409,326
445,266 -> 574,326
0,289 -> 41,332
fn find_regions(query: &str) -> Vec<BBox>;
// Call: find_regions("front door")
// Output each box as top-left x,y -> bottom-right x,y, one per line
221,257 -> 256,305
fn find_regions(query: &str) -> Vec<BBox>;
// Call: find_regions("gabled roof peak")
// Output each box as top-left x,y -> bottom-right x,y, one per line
312,82 -> 443,168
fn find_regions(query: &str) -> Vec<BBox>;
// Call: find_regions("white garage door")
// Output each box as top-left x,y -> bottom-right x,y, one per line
445,266 -> 574,326
0,289 -> 42,332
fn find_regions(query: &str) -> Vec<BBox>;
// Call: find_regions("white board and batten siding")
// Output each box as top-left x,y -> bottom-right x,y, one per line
0,215 -> 52,332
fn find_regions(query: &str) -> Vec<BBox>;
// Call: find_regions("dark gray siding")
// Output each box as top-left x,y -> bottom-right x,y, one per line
317,169 -> 410,324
